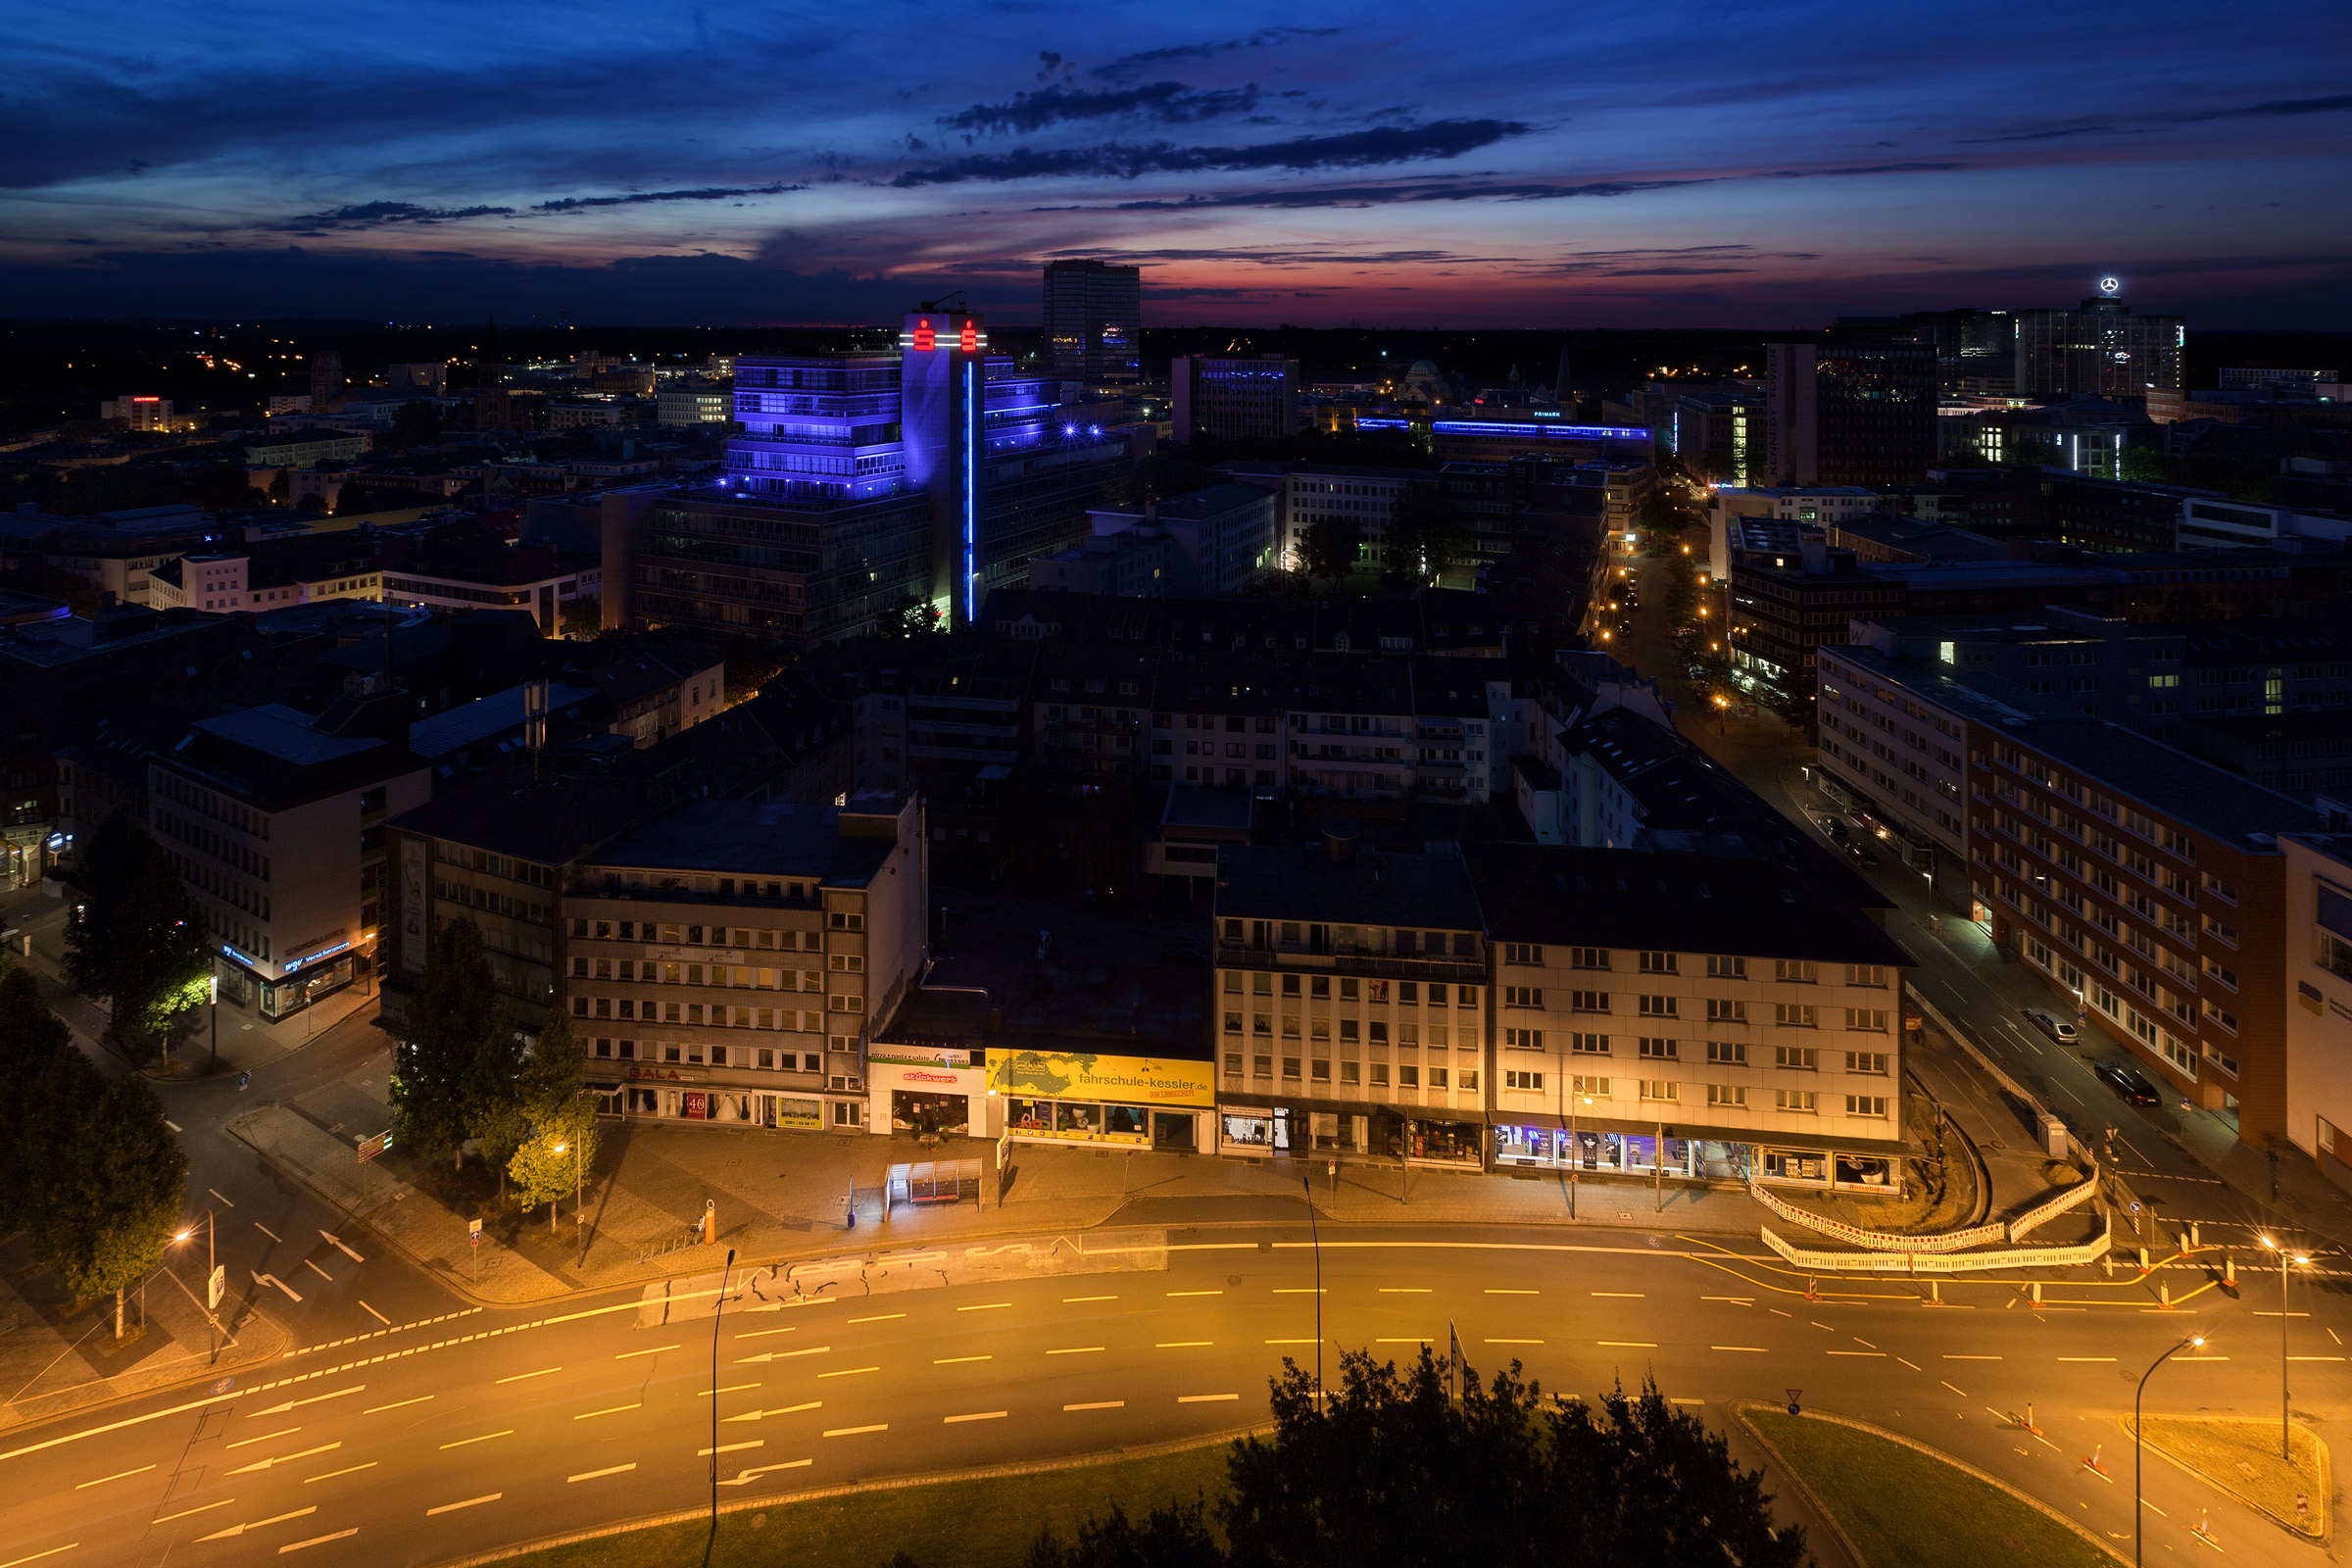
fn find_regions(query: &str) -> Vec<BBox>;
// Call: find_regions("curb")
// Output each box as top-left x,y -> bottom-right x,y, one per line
0,1293 -> 293,1439
425,1422 -> 1262,1568
1730,1400 -> 2129,1567
2124,1414 -> 2332,1544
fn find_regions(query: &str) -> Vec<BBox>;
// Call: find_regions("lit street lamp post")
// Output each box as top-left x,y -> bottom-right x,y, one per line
2259,1235 -> 2311,1460
173,1210 -> 220,1362
2136,1334 -> 2205,1566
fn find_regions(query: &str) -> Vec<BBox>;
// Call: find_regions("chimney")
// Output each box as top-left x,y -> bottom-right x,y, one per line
1322,817 -> 1360,866
1798,529 -> 1830,575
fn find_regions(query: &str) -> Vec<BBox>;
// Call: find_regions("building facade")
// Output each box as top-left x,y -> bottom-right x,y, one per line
1171,355 -> 1299,445
1764,340 -> 1938,489
1043,260 -> 1142,383
2015,288 -> 2185,399
2282,832 -> 2352,1187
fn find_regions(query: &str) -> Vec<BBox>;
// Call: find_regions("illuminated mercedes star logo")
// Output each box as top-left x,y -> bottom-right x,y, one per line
2097,275 -> 2122,296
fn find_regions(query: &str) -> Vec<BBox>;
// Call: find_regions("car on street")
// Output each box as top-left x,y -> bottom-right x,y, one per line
1817,814 -> 1849,841
1843,840 -> 1880,867
2096,1061 -> 2162,1105
2023,1007 -> 2079,1045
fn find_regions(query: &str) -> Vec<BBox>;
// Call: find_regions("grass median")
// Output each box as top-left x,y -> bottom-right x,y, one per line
1745,1409 -> 2115,1568
485,1442 -> 1232,1568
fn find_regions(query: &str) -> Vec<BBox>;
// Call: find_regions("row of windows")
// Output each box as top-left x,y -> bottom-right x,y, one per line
1220,1054 -> 1475,1091
1495,950 -> 1887,987
1500,1031 -> 1888,1073
571,998 -> 858,1025
1224,972 -> 1478,1005
569,916 -> 852,945
1224,1013 -> 1477,1046
1486,1074 -> 1886,1117
589,1037 -> 855,1066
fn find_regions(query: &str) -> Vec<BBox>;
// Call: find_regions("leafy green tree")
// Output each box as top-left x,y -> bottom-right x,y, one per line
0,973 -> 78,1236
466,1000 -> 527,1195
1007,1348 -> 1804,1568
1295,515 -> 1365,591
508,1014 -> 596,1230
1382,483 -> 1469,586
1755,665 -> 1815,730
390,399 -> 441,448
62,817 -> 211,1051
884,592 -> 946,637
392,918 -> 499,1169
560,594 -> 602,639
40,1073 -> 187,1340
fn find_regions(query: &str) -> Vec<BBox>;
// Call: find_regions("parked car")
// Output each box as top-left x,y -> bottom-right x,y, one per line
1817,814 -> 1849,841
2096,1061 -> 2162,1105
2023,1007 -> 2080,1045
1843,840 -> 1880,868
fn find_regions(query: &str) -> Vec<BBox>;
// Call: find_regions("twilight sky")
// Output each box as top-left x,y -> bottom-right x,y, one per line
6,3 -> 2349,327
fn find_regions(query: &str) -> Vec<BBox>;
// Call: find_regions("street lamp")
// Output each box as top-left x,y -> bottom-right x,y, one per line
1299,1177 -> 1323,1403
209,972 -> 219,1071
2259,1235 -> 2312,1459
2136,1334 -> 2205,1567
173,1210 -> 220,1362
554,1129 -> 585,1265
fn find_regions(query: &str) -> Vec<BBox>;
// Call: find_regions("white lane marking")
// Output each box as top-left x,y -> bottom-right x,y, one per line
227,1444 -> 339,1475
616,1344 -> 680,1359
1598,1341 -> 1657,1348
1897,1358 -> 1923,1371
1156,1342 -> 1213,1348
1046,1347 -> 1104,1356
495,1366 -> 563,1384
718,1460 -> 813,1487
738,1346 -> 831,1363
1700,1296 -> 1754,1304
1828,1351 -> 1886,1357
304,1261 -> 333,1283
1179,1395 -> 1240,1403
945,1411 -> 1006,1424
254,1223 -> 281,1243
700,1384 -> 760,1396
358,1301 -> 390,1327
209,1188 -> 237,1207
165,1120 -> 181,1133
0,1547 -> 77,1568
437,1431 -> 513,1449
251,1271 -> 302,1303
318,1232 -> 364,1263
701,1441 -> 764,1456
1272,1289 -> 1326,1296
1265,1339 -> 1318,1346
154,1500 -> 236,1524
1714,1347 -> 1769,1352
735,1327 -> 800,1342
425,1494 -> 501,1516
1167,1290 -> 1222,1298
816,1366 -> 878,1379
933,1355 -> 990,1365
568,1464 -> 638,1483
1941,1382 -> 1969,1396
2287,1356 -> 2347,1362
1062,1295 -> 1116,1302
574,1403 -> 641,1420
196,1505 -> 316,1542
723,1402 -> 820,1422
2058,1357 -> 2118,1363
957,1301 -> 1013,1312
1379,1288 -> 1432,1295
1485,1338 -> 1544,1346
1376,1338 -> 1432,1344
251,1388 -> 364,1417
1670,1398 -> 1705,1406
847,1313 -> 904,1324
1064,1401 -> 1124,1411
1484,1289 -> 1538,1296
821,1426 -> 887,1439
74,1464 -> 156,1490
1591,1292 -> 1645,1298
362,1396 -> 431,1414
302,1463 -> 376,1485
1945,1355 -> 2003,1361
227,1427 -> 300,1448
276,1527 -> 358,1553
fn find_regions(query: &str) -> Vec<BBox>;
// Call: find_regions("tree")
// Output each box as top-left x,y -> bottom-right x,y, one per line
884,592 -> 946,637
0,972 -> 77,1237
466,1000 -> 527,1197
41,1073 -> 187,1340
62,817 -> 212,1052
560,594 -> 603,639
390,399 -> 441,448
294,491 -> 328,514
392,918 -> 499,1169
1294,515 -> 1365,590
1381,483 -> 1470,586
998,1348 -> 1804,1568
1755,664 -> 1815,730
509,1014 -> 596,1230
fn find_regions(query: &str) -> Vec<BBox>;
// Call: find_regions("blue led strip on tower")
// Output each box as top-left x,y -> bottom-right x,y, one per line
962,355 -> 978,626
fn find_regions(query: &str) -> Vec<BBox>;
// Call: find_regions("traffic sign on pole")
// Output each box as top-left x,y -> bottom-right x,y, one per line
208,1264 -> 225,1311
468,1218 -> 482,1247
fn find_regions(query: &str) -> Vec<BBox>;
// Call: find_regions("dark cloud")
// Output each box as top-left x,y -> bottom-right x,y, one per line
2186,91 -> 2352,121
893,120 -> 1529,186
942,82 -> 1260,136
1090,28 -> 1341,82
1968,91 -> 2352,145
533,183 -> 807,212
272,201 -> 515,231
1102,176 -> 1697,211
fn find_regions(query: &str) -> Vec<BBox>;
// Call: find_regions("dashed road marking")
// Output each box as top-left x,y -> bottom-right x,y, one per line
1064,1401 -> 1123,1411
574,1404 -> 641,1421
615,1344 -> 679,1360
495,1367 -> 562,1385
425,1494 -> 501,1516
438,1431 -> 513,1450
945,1411 -> 1006,1423
1179,1395 -> 1240,1404
74,1464 -> 155,1490
821,1426 -> 886,1439
568,1464 -> 637,1483
277,1527 -> 357,1553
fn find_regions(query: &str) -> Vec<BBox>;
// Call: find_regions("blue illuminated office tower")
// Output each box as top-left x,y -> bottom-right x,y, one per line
900,309 -> 1128,628
725,355 -> 905,500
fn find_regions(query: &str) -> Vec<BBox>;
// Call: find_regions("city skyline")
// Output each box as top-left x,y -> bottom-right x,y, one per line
5,4 -> 2350,327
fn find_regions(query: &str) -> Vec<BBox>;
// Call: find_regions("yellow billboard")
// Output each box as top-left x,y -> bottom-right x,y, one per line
985,1049 -> 1215,1108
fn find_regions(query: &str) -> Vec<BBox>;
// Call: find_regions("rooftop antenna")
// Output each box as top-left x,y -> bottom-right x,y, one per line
525,679 -> 549,782
915,290 -> 968,313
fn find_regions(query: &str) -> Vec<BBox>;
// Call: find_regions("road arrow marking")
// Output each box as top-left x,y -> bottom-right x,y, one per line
718,1459 -> 811,1487
196,1505 -> 316,1541
227,1444 -> 339,1476
737,1346 -> 831,1363
250,1271 -> 302,1303
318,1232 -> 364,1263
722,1401 -> 820,1423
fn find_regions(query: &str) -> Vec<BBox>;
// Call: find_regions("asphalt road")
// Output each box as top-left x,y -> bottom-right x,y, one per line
5,1221 -> 2342,1567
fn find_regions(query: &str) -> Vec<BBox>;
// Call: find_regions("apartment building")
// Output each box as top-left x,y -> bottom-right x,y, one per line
560,794 -> 925,1130
1821,641 -> 2327,1142
1213,832 -> 1491,1165
1282,466 -> 1426,570
2283,832 -> 2352,1186
152,706 -> 430,1019
1472,845 -> 1914,1192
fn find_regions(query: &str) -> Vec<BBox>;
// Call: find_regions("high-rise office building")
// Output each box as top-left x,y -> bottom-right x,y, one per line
727,356 -> 905,502
901,308 -> 1129,627
2015,283 -> 2185,398
1170,354 -> 1299,445
1764,339 -> 1937,488
1042,260 -> 1142,383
